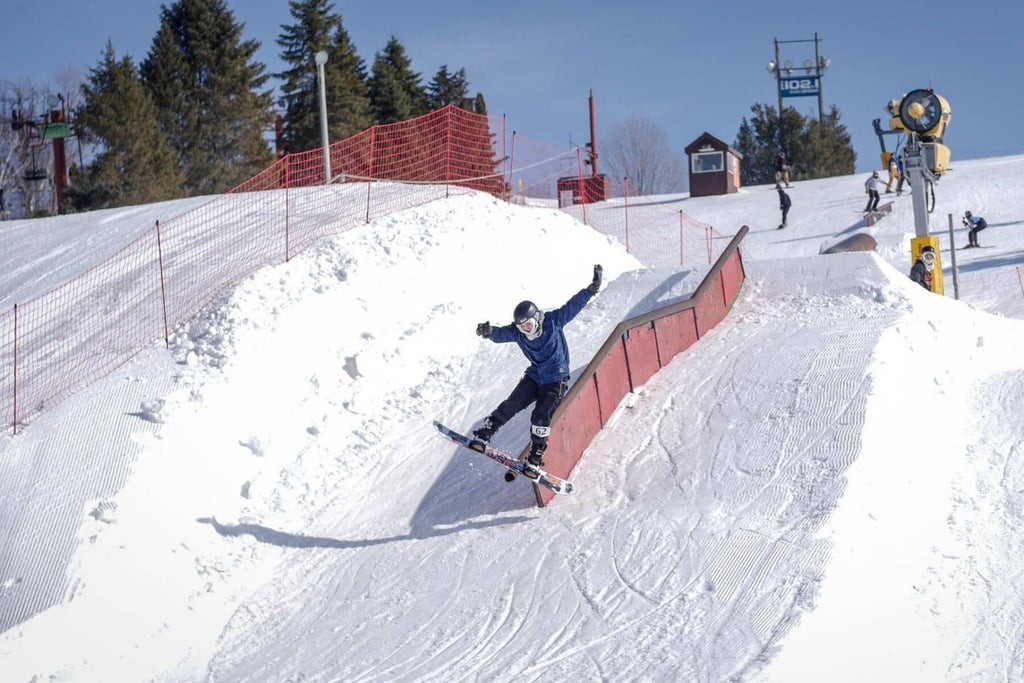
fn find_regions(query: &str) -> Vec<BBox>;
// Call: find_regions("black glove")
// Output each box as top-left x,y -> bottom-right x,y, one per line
476,321 -> 492,338
587,264 -> 603,295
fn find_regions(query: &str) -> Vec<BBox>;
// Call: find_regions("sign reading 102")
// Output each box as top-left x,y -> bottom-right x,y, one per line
780,76 -> 820,98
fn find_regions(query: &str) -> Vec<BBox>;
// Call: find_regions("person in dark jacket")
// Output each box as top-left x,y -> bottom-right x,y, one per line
895,150 -> 910,196
776,184 -> 791,229
774,152 -> 791,187
962,211 -> 988,248
909,245 -> 936,291
472,265 -> 603,477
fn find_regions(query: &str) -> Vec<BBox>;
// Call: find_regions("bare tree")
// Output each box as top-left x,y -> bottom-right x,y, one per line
0,82 -> 54,217
602,113 -> 684,195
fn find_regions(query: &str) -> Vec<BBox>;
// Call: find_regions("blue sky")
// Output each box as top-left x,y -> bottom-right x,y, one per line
3,0 -> 1020,175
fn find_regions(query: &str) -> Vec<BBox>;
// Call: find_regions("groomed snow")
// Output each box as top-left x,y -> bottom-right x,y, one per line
2,156 -> 1023,681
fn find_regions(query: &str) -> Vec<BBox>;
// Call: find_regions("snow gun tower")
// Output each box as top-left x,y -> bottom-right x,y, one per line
883,89 -> 951,294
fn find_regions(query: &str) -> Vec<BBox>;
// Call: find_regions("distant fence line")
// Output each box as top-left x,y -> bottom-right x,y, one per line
0,105 -> 726,433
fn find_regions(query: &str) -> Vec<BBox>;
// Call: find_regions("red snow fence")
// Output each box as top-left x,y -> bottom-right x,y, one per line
526,225 -> 749,506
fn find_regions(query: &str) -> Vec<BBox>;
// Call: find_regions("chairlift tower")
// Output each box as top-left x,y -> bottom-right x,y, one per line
8,93 -> 74,214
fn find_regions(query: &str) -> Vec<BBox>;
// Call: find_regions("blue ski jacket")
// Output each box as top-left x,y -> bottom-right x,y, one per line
488,289 -> 593,384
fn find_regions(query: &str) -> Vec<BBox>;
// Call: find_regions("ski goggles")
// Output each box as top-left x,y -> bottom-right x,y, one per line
516,317 -> 537,334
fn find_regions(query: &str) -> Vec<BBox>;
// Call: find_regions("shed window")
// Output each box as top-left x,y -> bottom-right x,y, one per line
692,151 -> 724,174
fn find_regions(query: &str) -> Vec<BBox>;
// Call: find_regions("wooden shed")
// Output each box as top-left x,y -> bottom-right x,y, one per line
684,132 -> 743,197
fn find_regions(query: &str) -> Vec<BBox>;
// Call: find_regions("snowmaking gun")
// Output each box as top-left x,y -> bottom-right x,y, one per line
881,88 -> 953,294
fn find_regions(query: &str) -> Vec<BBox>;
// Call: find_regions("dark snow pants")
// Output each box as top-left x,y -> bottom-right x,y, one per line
486,374 -> 569,454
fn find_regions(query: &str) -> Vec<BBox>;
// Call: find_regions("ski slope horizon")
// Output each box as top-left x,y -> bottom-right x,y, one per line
2,156 -> 1024,681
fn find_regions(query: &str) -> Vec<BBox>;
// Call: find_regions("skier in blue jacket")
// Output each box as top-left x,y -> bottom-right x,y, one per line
962,211 -> 988,248
471,265 -> 603,478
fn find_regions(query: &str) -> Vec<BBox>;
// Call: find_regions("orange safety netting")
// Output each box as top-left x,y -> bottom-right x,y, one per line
0,104 -> 725,432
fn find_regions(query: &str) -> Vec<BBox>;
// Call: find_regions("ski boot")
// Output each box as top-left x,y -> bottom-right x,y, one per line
469,418 -> 496,453
523,444 -> 546,480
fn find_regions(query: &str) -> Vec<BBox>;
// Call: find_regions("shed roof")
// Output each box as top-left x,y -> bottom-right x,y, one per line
684,132 -> 743,158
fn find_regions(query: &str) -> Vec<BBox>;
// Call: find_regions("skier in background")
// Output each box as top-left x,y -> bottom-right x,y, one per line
895,150 -> 910,196
885,155 -> 900,193
471,265 -> 603,478
774,152 -> 791,187
864,171 -> 881,213
962,211 -> 988,248
776,183 -> 791,229
909,245 -> 936,291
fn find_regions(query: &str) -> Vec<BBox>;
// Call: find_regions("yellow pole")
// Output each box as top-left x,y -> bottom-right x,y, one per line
910,235 -> 943,295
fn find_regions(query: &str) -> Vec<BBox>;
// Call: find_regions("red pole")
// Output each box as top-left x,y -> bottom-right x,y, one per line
588,89 -> 599,177
284,158 -> 291,262
623,177 -> 630,255
509,130 -> 518,203
12,303 -> 18,433
679,211 -> 685,266
445,105 -> 452,198
576,149 -> 588,224
155,221 -> 170,347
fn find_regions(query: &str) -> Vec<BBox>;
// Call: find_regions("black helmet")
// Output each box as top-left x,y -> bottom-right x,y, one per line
513,300 -> 538,324
513,300 -> 543,339
965,210 -> 972,218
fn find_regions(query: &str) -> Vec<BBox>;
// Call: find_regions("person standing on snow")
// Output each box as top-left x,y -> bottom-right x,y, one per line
909,245 -> 936,291
885,155 -> 900,193
962,211 -> 988,248
776,183 -> 791,229
895,150 -> 910,196
471,265 -> 603,478
774,152 -> 791,187
864,171 -> 881,213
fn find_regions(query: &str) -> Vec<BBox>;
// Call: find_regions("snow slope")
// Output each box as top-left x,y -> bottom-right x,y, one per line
1,156 -> 1024,682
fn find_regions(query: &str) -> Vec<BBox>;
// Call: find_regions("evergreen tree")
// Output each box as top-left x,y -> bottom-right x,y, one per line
471,92 -> 487,116
65,42 -> 183,211
805,106 -> 856,178
367,36 -> 428,124
276,0 -> 371,154
425,66 -> 487,114
140,0 -> 274,195
427,65 -> 471,110
734,104 -> 855,185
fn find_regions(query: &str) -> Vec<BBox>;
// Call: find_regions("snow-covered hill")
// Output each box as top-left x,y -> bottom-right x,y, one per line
2,157 -> 1024,681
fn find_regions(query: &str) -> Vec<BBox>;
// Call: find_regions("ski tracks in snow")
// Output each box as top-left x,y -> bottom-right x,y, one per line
540,270 -> 904,681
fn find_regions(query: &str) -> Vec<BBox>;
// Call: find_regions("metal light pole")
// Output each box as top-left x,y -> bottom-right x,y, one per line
766,34 -> 830,122
315,50 -> 331,185
769,39 -> 783,118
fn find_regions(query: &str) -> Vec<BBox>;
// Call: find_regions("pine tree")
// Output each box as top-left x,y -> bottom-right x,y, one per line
276,0 -> 371,154
367,36 -> 428,124
427,66 -> 471,110
425,66 -> 488,115
471,93 -> 488,116
805,106 -> 856,178
140,0 -> 274,195
733,103 -> 855,185
65,42 -> 183,211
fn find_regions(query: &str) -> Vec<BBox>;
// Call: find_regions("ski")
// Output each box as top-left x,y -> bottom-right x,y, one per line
433,421 -> 575,495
